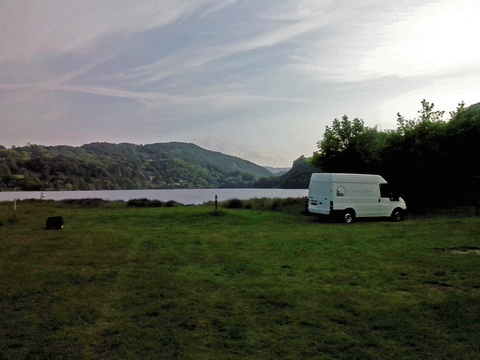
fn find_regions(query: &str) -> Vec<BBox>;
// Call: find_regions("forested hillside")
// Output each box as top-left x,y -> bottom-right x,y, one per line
0,142 -> 272,191
312,100 -> 480,211
255,156 -> 316,189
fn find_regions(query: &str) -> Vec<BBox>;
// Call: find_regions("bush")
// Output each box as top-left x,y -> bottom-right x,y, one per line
211,197 -> 308,214
165,200 -> 178,207
236,197 -> 307,214
60,198 -> 105,207
15,198 -> 55,204
127,198 -> 163,208
223,198 -> 243,209
148,200 -> 164,207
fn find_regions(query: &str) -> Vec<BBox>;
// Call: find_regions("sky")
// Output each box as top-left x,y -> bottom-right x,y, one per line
1,0 -> 479,167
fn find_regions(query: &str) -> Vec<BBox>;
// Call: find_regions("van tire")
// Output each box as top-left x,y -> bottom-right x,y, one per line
343,209 -> 355,224
391,208 -> 405,222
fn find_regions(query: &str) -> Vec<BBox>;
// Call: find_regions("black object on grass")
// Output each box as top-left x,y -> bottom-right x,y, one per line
46,216 -> 63,230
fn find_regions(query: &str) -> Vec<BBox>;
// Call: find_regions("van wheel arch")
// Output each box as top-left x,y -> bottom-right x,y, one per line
391,208 -> 405,222
343,209 -> 356,224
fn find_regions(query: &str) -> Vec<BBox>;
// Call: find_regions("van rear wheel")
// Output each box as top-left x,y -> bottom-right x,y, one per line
343,209 -> 355,224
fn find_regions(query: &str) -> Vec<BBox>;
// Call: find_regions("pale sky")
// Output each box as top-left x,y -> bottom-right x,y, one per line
1,0 -> 479,167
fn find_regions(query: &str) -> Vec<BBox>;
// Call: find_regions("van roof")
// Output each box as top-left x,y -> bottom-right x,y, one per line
310,173 -> 386,183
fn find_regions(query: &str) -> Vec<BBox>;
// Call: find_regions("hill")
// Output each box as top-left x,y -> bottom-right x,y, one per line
144,142 -> 272,178
0,142 -> 273,191
255,156 -> 317,189
262,166 -> 290,176
466,102 -> 480,112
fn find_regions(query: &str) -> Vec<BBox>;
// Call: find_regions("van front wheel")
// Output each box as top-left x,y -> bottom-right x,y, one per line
343,209 -> 355,224
391,208 -> 405,222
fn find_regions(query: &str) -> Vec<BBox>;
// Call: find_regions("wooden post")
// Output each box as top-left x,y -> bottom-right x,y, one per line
475,176 -> 480,217
14,198 -> 18,219
215,195 -> 218,212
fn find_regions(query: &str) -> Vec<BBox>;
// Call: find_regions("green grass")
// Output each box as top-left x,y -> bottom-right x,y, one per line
1,201 -> 480,359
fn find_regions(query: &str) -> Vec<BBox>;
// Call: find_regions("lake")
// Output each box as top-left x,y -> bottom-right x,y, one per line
0,189 -> 308,205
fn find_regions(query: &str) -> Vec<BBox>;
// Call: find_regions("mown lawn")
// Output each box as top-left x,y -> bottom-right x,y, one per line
1,201 -> 479,359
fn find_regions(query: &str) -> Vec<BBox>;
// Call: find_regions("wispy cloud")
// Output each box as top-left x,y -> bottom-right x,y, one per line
0,0 -> 209,62
108,3 -> 340,86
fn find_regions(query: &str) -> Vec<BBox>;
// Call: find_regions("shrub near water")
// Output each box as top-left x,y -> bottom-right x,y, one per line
127,198 -> 164,207
223,198 -> 244,209
127,198 -> 180,208
60,198 -> 106,207
1,201 -> 480,359
222,197 -> 307,214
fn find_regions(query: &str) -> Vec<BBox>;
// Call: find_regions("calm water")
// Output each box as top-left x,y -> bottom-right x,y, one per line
0,189 -> 308,205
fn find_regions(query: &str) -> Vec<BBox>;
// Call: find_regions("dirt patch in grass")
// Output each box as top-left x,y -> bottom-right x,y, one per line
434,246 -> 480,255
451,249 -> 480,255
426,282 -> 453,293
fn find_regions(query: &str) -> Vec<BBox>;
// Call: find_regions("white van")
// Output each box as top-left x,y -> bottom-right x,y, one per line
308,173 -> 407,223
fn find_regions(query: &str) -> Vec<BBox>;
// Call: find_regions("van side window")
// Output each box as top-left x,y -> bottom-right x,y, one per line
380,184 -> 390,198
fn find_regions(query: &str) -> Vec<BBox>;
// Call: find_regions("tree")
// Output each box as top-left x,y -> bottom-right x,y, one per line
396,112 -> 416,135
449,101 -> 466,118
396,99 -> 445,135
316,115 -> 367,156
312,115 -> 381,172
417,99 -> 445,123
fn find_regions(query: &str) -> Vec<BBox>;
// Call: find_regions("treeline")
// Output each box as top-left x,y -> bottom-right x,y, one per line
0,142 -> 270,191
311,100 -> 480,212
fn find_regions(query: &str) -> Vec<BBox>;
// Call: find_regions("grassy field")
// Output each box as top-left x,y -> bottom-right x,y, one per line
1,200 -> 479,359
